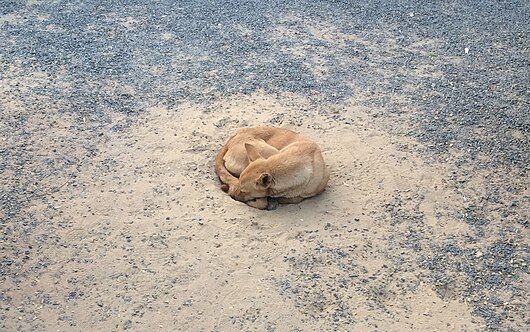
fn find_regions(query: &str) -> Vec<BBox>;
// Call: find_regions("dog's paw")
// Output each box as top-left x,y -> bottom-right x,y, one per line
266,199 -> 279,210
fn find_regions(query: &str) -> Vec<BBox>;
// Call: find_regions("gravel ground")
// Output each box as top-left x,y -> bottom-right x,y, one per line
1,0 -> 529,331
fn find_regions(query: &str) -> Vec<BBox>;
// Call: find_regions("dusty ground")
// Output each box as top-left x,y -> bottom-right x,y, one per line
1,1 -> 529,331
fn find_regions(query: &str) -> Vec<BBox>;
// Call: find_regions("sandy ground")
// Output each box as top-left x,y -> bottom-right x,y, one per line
1,1 -> 529,331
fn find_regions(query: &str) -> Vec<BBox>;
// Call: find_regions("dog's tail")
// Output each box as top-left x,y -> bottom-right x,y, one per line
215,141 -> 238,193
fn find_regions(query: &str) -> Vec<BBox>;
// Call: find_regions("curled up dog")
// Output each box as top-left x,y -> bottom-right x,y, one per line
215,127 -> 329,210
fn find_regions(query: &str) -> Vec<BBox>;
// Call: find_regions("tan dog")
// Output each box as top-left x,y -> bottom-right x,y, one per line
215,127 -> 329,209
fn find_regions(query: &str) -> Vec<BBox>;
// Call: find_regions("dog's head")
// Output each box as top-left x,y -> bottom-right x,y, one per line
231,143 -> 273,202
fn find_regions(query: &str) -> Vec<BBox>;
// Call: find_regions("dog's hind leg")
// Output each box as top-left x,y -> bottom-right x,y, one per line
277,196 -> 305,204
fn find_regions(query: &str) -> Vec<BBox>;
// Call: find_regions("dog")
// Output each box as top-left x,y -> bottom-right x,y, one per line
215,127 -> 329,209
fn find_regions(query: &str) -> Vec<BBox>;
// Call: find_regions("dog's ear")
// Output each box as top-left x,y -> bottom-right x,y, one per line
259,173 -> 272,188
245,143 -> 264,162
